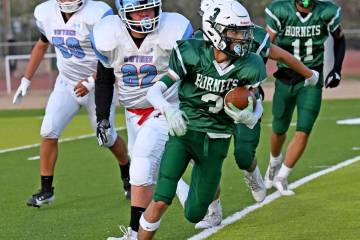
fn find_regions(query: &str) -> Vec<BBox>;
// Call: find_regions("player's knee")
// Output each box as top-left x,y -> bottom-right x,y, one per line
40,124 -> 60,139
294,131 -> 310,144
272,119 -> 289,135
234,144 -> 254,170
129,157 -> 156,186
184,204 -> 208,223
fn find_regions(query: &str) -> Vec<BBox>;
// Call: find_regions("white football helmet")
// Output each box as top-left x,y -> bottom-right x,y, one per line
56,0 -> 86,13
199,0 -> 216,16
202,0 -> 253,57
115,0 -> 162,34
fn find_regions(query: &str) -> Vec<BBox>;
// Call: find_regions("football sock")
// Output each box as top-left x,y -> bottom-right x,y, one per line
130,206 -> 146,232
277,163 -> 292,179
41,175 -> 53,192
119,162 -> 130,179
270,153 -> 283,166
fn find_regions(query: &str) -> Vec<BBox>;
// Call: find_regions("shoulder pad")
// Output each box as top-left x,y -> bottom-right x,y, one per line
34,1 -> 54,22
175,39 -> 202,66
80,1 -> 113,25
157,13 -> 193,48
92,15 -> 123,52
318,1 -> 341,23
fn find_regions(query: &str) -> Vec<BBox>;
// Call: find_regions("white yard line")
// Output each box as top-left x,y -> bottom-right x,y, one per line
0,126 -> 126,154
188,155 -> 360,240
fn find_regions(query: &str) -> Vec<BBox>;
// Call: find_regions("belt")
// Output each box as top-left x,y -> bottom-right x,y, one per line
127,107 -> 155,125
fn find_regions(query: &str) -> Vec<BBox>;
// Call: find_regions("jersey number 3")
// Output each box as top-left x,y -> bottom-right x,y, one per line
52,37 -> 85,59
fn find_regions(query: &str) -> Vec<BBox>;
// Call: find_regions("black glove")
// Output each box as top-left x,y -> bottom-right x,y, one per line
96,119 -> 111,146
325,69 -> 341,88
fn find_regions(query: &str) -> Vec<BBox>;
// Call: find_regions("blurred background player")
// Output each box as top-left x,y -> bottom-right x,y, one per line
138,1 -> 267,239
175,0 -> 320,229
12,0 -> 130,208
264,0 -> 346,195
91,0 -> 192,239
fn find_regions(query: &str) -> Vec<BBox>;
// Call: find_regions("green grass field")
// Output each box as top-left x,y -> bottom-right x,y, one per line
0,99 -> 359,240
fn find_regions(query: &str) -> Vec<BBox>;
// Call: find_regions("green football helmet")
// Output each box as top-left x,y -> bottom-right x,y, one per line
296,0 -> 314,8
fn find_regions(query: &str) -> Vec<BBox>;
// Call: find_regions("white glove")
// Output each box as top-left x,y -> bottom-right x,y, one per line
162,106 -> 188,136
224,97 -> 257,129
82,76 -> 95,92
13,77 -> 31,104
304,70 -> 319,87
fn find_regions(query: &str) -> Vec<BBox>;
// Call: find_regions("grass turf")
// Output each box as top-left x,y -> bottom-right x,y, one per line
0,99 -> 359,239
209,161 -> 360,240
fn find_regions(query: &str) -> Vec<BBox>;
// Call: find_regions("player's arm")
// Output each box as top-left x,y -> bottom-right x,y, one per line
94,61 -> 116,146
95,61 -> 115,122
13,35 -> 50,104
266,27 -> 277,43
225,57 -> 267,129
268,43 -> 318,86
147,73 -> 187,137
326,26 -> 346,88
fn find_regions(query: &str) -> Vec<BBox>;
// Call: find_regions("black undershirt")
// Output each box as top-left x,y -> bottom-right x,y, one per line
40,33 -> 49,43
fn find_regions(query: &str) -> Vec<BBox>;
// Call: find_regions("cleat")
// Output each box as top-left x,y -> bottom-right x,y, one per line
273,177 -> 295,196
195,211 -> 222,229
107,226 -> 137,240
195,200 -> 222,229
264,160 -> 282,189
26,187 -> 55,208
122,177 -> 131,200
244,166 -> 266,202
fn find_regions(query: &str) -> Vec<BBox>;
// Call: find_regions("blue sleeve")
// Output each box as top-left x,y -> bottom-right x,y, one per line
182,23 -> 194,40
101,8 -> 114,19
90,31 -> 109,65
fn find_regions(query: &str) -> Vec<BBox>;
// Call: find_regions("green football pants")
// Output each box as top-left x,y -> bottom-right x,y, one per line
233,121 -> 261,170
154,129 -> 231,223
272,80 -> 322,135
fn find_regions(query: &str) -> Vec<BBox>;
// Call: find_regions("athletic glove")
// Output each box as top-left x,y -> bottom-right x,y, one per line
13,77 -> 31,104
162,106 -> 188,136
304,70 -> 319,87
224,97 -> 257,129
96,119 -> 113,146
325,69 -> 341,88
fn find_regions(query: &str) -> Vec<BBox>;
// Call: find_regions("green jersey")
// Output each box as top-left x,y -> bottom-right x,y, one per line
265,0 -> 341,68
193,26 -> 271,63
163,39 -> 266,134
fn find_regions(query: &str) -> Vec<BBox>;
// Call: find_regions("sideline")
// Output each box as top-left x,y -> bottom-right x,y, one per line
0,126 -> 127,154
188,155 -> 360,240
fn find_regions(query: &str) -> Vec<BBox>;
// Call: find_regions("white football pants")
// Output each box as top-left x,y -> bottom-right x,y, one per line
40,76 -> 118,147
125,110 -> 169,186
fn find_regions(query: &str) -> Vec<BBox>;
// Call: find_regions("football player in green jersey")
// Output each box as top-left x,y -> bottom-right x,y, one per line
137,1 -> 267,239
264,0 -> 346,195
176,0 -> 320,229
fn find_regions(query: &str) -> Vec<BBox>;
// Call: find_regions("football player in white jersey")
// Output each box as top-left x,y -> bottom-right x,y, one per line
91,0 -> 193,239
12,0 -> 130,208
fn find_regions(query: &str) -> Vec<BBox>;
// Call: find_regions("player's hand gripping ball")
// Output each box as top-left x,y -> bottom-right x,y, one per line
224,87 -> 256,110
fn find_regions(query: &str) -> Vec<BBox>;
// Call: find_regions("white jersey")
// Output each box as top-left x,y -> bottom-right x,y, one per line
34,0 -> 113,86
92,12 -> 193,109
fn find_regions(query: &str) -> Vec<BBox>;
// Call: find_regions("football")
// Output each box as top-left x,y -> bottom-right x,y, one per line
224,87 -> 256,110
